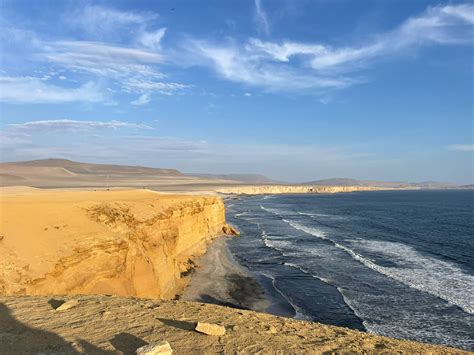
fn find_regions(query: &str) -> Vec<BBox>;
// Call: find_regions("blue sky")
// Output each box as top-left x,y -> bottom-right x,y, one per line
0,0 -> 472,183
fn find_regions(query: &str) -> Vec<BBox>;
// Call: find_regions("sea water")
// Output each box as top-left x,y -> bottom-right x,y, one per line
225,190 -> 474,350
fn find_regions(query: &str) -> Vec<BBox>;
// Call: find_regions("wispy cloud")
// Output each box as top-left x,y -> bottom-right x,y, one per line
122,78 -> 191,95
184,39 -> 357,92
68,4 -> 158,38
0,76 -> 107,104
184,4 -> 473,92
138,28 -> 167,50
131,94 -> 151,106
41,40 -> 164,77
254,0 -> 270,35
448,144 -> 474,152
8,119 -> 152,132
247,4 -> 474,72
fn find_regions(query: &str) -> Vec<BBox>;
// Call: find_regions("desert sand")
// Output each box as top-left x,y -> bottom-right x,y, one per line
0,184 -> 465,353
0,295 -> 464,354
0,188 -> 235,299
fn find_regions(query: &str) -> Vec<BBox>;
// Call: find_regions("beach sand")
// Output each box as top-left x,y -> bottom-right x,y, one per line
181,237 -> 270,312
182,237 -> 298,319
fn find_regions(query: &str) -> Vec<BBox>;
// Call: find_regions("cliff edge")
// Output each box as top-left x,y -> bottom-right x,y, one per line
0,189 -> 234,299
216,185 -> 406,195
0,295 -> 463,353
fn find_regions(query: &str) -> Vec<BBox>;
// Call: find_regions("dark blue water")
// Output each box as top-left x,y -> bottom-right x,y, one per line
225,190 -> 474,350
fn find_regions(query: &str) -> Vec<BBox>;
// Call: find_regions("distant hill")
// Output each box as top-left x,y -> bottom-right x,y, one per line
188,173 -> 276,184
1,159 -> 182,176
303,178 -> 459,189
302,178 -> 410,188
0,158 -> 186,187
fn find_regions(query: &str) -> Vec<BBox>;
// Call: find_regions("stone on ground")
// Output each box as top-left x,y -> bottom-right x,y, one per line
195,322 -> 226,336
55,299 -> 79,311
136,341 -> 173,355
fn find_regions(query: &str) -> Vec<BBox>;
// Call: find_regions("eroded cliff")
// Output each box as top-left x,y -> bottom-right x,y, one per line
0,189 -> 234,299
216,185 -> 403,195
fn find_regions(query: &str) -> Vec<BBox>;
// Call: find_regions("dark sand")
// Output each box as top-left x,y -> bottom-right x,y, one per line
181,238 -> 271,312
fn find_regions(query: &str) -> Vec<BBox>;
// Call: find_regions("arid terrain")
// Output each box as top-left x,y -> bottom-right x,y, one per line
0,295 -> 464,354
0,160 -> 468,353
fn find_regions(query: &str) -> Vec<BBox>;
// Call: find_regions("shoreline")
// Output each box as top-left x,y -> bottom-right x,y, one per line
181,237 -> 295,317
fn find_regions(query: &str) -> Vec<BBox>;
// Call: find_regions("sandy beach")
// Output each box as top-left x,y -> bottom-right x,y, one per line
182,236 -> 299,319
181,237 -> 270,312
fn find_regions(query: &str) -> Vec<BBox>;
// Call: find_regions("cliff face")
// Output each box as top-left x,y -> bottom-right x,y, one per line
216,185 -> 401,195
0,190 -> 232,299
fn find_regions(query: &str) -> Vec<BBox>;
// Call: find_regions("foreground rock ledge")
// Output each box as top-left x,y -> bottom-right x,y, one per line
0,295 -> 464,354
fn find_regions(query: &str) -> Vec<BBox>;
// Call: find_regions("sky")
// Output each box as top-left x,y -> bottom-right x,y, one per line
0,0 -> 473,183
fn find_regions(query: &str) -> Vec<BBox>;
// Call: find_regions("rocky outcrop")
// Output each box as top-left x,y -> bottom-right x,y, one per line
217,185 -> 402,195
0,295 -> 465,353
0,190 -> 233,299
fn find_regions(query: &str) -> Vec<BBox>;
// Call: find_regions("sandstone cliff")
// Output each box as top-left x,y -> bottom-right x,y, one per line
0,189 -> 233,299
216,184 -> 404,195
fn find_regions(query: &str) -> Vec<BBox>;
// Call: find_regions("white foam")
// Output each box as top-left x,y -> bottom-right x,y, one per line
260,205 -> 284,216
261,230 -> 293,251
284,262 -> 331,283
285,220 -> 474,315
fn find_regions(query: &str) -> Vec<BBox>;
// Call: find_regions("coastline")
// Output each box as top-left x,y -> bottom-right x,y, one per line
182,236 -> 296,317
181,237 -> 269,312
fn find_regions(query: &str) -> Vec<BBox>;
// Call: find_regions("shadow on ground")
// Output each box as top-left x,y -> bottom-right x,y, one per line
110,332 -> 148,354
158,317 -> 196,331
0,302 -> 109,353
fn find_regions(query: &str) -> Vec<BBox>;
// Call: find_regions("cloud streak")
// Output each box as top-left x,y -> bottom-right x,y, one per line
8,119 -> 152,132
184,4 -> 473,92
68,4 -> 158,38
184,39 -> 357,92
448,144 -> 474,152
249,4 -> 474,72
0,76 -> 107,104
254,0 -> 270,35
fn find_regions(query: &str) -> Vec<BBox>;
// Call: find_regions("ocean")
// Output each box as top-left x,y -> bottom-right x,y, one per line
225,190 -> 474,350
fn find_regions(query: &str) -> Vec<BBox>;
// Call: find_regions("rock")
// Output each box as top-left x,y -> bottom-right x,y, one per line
136,341 -> 173,355
195,322 -> 226,336
55,299 -> 79,311
222,225 -> 240,236
268,325 -> 277,334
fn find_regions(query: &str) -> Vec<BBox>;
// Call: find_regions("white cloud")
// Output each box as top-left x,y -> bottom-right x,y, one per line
0,76 -> 106,104
254,0 -> 270,35
247,4 -> 474,72
448,144 -> 474,152
131,94 -> 151,106
69,5 -> 158,37
8,119 -> 152,132
42,40 -> 164,77
244,92 -> 252,97
184,39 -> 358,92
184,4 -> 473,92
123,78 -> 191,95
138,28 -> 167,50
40,40 -> 189,98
